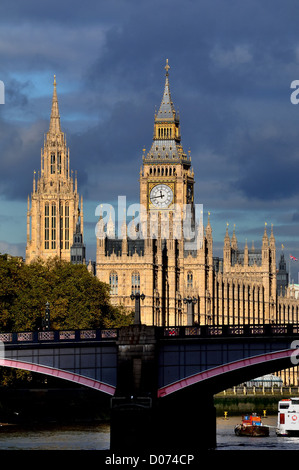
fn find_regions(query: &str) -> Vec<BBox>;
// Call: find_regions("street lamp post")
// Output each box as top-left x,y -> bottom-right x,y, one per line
183,296 -> 197,326
130,292 -> 145,325
43,301 -> 51,330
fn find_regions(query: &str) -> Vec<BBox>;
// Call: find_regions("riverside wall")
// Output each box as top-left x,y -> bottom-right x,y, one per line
214,386 -> 299,415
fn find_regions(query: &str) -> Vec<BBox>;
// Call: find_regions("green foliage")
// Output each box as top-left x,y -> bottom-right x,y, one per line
0,368 -> 32,387
0,255 -> 133,332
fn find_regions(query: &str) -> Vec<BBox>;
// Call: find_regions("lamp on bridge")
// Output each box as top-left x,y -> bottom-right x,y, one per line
183,296 -> 197,326
43,301 -> 51,330
130,292 -> 145,325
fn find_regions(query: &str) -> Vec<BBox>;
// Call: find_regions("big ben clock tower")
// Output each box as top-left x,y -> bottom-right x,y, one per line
97,60 -> 200,327
140,59 -> 195,233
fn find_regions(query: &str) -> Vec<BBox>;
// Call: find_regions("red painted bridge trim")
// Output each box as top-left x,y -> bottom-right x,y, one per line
0,358 -> 116,396
157,349 -> 295,398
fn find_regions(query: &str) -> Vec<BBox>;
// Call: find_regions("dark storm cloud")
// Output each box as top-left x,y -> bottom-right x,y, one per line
0,0 -> 129,24
63,0 -> 299,260
1,0 -> 299,256
0,0 -> 297,200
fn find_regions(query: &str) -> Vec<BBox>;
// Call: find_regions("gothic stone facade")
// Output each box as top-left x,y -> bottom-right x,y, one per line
95,62 -> 299,333
23,65 -> 299,384
26,77 -> 83,264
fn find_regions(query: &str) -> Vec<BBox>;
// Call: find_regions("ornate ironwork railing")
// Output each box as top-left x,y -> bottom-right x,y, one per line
0,328 -> 118,344
0,323 -> 298,344
161,323 -> 299,339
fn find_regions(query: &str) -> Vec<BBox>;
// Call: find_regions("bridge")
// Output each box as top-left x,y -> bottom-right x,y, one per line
0,324 -> 298,451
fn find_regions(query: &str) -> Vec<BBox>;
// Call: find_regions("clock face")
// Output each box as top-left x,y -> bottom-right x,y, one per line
149,184 -> 174,208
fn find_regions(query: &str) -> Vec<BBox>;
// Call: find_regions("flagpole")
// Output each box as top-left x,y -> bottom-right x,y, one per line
289,254 -> 299,284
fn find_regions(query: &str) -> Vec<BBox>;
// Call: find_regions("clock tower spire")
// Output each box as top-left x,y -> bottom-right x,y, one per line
140,60 -> 195,231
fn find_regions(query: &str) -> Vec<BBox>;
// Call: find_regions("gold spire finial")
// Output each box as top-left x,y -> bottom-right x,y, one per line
165,59 -> 170,76
54,74 -> 56,86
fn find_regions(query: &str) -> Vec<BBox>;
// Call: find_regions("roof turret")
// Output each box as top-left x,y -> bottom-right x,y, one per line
156,59 -> 177,121
144,60 -> 189,163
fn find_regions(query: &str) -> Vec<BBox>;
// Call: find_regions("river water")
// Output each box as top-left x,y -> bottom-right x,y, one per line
0,416 -> 298,451
0,422 -> 111,450
216,415 -> 299,451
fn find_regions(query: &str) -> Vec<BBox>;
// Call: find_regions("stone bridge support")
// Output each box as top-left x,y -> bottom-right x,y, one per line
110,325 -> 216,452
110,324 -> 157,451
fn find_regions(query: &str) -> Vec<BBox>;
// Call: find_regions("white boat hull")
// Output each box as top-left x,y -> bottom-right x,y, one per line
276,398 -> 299,437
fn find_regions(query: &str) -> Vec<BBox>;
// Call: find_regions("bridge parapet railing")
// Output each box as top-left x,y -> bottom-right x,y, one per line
1,324 -> 299,343
38,331 -> 55,341
0,328 -> 118,344
161,323 -> 299,338
0,333 -> 13,342
163,327 -> 181,337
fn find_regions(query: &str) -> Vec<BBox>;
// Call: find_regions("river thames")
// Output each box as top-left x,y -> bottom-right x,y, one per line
217,415 -> 299,450
0,416 -> 298,451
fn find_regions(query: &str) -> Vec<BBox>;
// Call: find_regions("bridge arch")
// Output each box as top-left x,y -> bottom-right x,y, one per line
0,358 -> 116,396
158,348 -> 295,398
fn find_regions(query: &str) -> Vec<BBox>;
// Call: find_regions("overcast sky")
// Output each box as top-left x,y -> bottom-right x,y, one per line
1,0 -> 299,279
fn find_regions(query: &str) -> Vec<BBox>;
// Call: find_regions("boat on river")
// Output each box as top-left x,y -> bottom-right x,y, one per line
276,398 -> 299,436
234,413 -> 270,437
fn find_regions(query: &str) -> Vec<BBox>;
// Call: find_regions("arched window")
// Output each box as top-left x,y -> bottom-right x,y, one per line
57,152 -> 62,174
51,203 -> 56,249
65,203 -> 69,249
51,153 -> 56,174
131,272 -> 140,295
60,203 -> 64,249
109,272 -> 118,295
187,272 -> 193,289
45,203 -> 49,249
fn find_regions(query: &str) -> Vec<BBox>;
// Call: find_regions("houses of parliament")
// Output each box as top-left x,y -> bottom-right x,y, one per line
25,62 -> 299,383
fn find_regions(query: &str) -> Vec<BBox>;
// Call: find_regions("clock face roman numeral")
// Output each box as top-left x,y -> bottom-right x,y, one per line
149,184 -> 173,208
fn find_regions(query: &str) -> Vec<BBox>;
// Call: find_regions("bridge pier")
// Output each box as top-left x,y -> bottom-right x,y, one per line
110,325 -> 216,452
113,324 -> 158,398
110,324 -> 158,451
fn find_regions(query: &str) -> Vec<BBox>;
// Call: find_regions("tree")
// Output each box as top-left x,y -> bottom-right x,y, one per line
0,255 -> 133,331
0,255 -> 23,331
